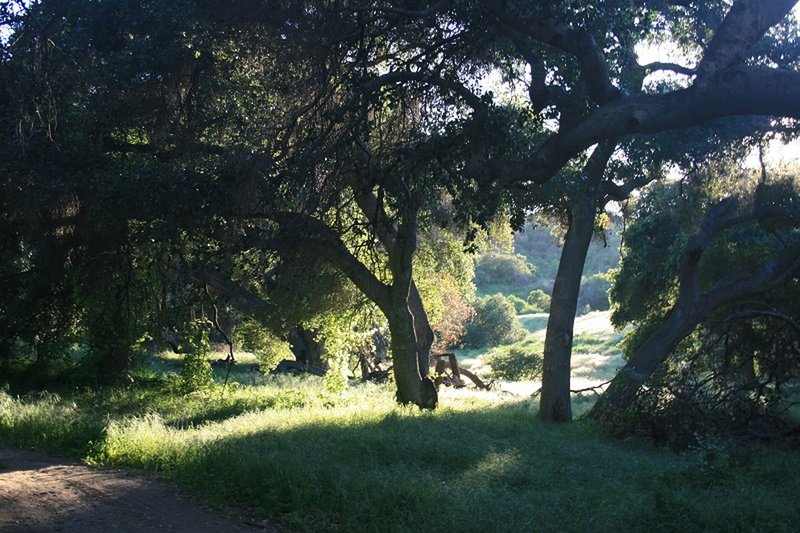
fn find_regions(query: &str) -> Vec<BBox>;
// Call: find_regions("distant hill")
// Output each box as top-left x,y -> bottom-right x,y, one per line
474,221 -> 622,315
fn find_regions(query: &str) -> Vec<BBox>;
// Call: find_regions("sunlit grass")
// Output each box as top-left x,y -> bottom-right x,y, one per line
516,312 -> 549,334
1,334 -> 796,531
3,379 -> 800,531
0,389 -> 104,455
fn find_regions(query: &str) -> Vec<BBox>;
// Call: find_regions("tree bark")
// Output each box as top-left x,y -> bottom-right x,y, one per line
539,198 -> 596,422
288,327 -> 326,369
386,282 -> 437,408
539,140 -> 616,422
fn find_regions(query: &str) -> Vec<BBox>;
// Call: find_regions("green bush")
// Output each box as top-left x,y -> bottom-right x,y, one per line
526,289 -> 551,313
233,319 -> 293,370
181,328 -> 213,392
506,294 -> 527,313
578,272 -> 611,314
485,344 -> 543,381
474,252 -> 535,287
462,294 -> 527,348
506,294 -> 545,314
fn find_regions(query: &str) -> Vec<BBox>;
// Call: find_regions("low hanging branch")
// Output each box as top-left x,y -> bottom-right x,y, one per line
589,197 -> 800,420
722,309 -> 800,334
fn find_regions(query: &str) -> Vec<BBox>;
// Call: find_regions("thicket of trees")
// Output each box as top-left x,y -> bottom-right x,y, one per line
591,165 -> 800,437
2,1 -> 800,431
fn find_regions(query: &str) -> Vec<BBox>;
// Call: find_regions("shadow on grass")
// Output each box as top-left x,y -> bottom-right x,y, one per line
6,382 -> 800,532
100,401 -> 800,533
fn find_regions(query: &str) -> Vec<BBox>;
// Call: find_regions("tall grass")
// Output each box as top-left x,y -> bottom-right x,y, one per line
2,379 -> 800,532
0,389 -> 105,455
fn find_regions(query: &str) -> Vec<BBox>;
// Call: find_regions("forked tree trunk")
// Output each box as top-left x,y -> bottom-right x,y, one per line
539,200 -> 596,422
386,282 -> 437,409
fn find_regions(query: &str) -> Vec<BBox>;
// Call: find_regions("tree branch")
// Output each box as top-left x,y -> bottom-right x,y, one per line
491,4 -> 620,105
724,310 -> 800,334
347,2 -> 449,18
267,212 -> 393,311
696,0 -> 798,83
642,61 -> 696,77
361,69 -> 488,123
102,140 -> 227,159
485,66 -> 800,188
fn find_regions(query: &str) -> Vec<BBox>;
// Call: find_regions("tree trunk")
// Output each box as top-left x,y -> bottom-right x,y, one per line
288,327 -> 326,369
539,200 -> 596,422
0,338 -> 11,378
588,304 -> 705,420
386,283 -> 437,409
408,280 -> 435,380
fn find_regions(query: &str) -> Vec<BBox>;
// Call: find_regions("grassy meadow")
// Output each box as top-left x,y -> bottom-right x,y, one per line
457,311 -> 626,399
3,352 -> 800,531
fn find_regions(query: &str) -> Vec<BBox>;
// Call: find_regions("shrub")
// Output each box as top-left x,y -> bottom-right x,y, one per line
506,294 -> 527,314
233,319 -> 293,370
577,272 -> 611,313
462,295 -> 527,348
474,252 -> 535,287
181,327 -> 213,392
526,289 -> 551,313
485,344 -> 543,381
506,294 -> 544,315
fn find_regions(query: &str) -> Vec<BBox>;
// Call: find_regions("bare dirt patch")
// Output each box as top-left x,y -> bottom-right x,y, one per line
0,448 -> 278,532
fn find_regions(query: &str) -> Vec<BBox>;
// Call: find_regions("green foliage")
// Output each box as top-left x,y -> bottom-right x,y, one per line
577,271 -> 612,314
609,184 -> 687,330
322,341 -> 348,395
526,289 -> 552,313
485,345 -> 543,381
180,326 -> 213,392
462,295 -> 527,348
505,293 -> 545,315
233,319 -> 293,371
608,164 -> 800,443
474,252 -> 535,287
474,221 -> 622,323
415,225 -> 477,350
505,294 -> 527,313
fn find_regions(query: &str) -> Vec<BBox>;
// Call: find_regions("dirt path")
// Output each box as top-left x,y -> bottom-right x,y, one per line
0,448 -> 278,532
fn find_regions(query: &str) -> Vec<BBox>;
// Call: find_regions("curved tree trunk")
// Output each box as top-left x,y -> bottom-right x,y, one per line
538,140 -> 616,422
588,305 -> 705,420
539,200 -> 596,422
589,199 -> 800,421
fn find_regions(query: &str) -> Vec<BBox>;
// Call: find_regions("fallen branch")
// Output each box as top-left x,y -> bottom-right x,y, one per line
271,359 -> 326,376
570,380 -> 613,396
